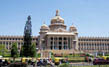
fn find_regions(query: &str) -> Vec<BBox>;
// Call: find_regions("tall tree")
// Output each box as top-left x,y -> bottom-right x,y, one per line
11,42 -> 19,62
22,16 -> 32,57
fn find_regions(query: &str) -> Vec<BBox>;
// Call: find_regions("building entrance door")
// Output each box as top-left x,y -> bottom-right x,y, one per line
59,42 -> 62,50
59,46 -> 62,50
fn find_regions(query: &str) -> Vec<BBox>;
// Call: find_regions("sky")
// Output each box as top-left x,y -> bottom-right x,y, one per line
0,0 -> 109,37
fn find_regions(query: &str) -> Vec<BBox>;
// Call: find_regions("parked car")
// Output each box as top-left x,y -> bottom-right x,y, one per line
0,58 -> 10,66
93,58 -> 109,65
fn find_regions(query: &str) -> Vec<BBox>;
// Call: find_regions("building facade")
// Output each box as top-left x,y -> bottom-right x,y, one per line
79,37 -> 109,53
38,10 -> 78,54
0,36 -> 38,51
0,10 -> 109,54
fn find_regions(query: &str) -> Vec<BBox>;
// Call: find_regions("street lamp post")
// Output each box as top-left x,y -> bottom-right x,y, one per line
36,48 -> 38,66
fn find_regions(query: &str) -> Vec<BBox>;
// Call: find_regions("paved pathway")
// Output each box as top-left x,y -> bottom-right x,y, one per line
70,62 -> 93,66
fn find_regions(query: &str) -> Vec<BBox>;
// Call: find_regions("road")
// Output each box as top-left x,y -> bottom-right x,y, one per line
70,62 -> 93,66
1,62 -> 93,67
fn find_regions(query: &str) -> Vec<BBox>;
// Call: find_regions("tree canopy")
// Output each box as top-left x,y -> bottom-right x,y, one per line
11,42 -> 19,58
0,44 -> 8,56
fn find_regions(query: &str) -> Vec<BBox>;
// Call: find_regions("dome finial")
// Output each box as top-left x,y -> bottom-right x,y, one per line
56,10 -> 59,16
72,22 -> 74,25
43,21 -> 45,24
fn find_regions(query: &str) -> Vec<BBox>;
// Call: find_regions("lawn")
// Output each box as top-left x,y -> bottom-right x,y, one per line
68,57 -> 85,62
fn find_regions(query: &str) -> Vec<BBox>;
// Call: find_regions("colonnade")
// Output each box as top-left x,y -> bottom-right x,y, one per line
79,42 -> 109,52
46,36 -> 76,50
0,41 -> 22,50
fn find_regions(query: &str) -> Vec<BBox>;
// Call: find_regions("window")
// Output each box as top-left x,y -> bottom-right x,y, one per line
51,37 -> 53,40
59,42 -> 62,44
54,38 -> 57,40
0,38 -> 2,40
64,37 -> 66,40
51,41 -> 53,44
59,37 -> 62,40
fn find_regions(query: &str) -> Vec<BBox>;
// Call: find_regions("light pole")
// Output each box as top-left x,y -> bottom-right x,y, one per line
36,48 -> 38,66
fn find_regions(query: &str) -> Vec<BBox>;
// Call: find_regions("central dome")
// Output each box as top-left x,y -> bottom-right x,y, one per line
51,10 -> 64,24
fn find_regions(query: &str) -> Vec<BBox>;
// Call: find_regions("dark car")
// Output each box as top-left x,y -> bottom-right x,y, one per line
2,60 -> 10,66
93,58 -> 109,65
0,59 -> 10,66
0,59 -> 3,66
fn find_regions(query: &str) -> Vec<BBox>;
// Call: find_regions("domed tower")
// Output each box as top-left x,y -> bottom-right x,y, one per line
69,24 -> 78,50
69,24 -> 78,34
39,22 -> 49,50
49,10 -> 66,31
39,22 -> 49,34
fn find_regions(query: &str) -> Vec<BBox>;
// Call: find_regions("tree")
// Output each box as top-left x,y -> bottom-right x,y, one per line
0,44 -> 8,56
30,43 -> 36,57
21,16 -> 32,57
11,42 -> 19,62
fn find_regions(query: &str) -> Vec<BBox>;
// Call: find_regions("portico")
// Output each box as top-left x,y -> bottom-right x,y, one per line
46,34 -> 75,50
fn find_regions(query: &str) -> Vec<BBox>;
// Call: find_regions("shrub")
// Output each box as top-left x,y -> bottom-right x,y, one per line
8,62 -> 28,67
58,63 -> 70,67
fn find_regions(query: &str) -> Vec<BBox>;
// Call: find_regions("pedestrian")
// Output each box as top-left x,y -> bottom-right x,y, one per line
33,63 -> 35,67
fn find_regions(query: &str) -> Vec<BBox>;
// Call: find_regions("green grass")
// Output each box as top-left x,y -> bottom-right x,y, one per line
68,57 -> 85,60
58,63 -> 70,67
68,57 -> 85,62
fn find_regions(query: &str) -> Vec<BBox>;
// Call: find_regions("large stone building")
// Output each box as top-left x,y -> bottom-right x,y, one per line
0,36 -> 38,51
38,10 -> 78,54
0,10 -> 109,54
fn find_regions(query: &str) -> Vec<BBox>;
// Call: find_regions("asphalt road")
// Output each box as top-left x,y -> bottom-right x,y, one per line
1,65 -> 34,67
70,62 -> 93,66
1,62 -> 93,67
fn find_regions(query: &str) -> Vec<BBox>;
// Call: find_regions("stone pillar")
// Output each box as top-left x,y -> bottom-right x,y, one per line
79,43 -> 81,50
83,43 -> 84,50
70,36 -> 72,50
75,34 -> 78,50
95,44 -> 96,51
104,43 -> 105,52
5,42 -> 6,49
49,36 -> 51,50
67,37 -> 68,50
47,36 -> 50,50
53,36 -> 54,50
57,36 -> 59,50
103,43 -> 104,51
106,44 -> 107,52
8,42 -> 9,50
62,37 -> 64,50
46,37 -> 48,50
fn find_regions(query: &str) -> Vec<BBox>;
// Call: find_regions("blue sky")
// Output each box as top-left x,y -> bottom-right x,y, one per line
0,0 -> 109,37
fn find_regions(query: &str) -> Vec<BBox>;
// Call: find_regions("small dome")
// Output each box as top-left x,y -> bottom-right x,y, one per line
41,23 -> 49,29
70,24 -> 76,28
51,10 -> 64,24
69,24 -> 77,32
